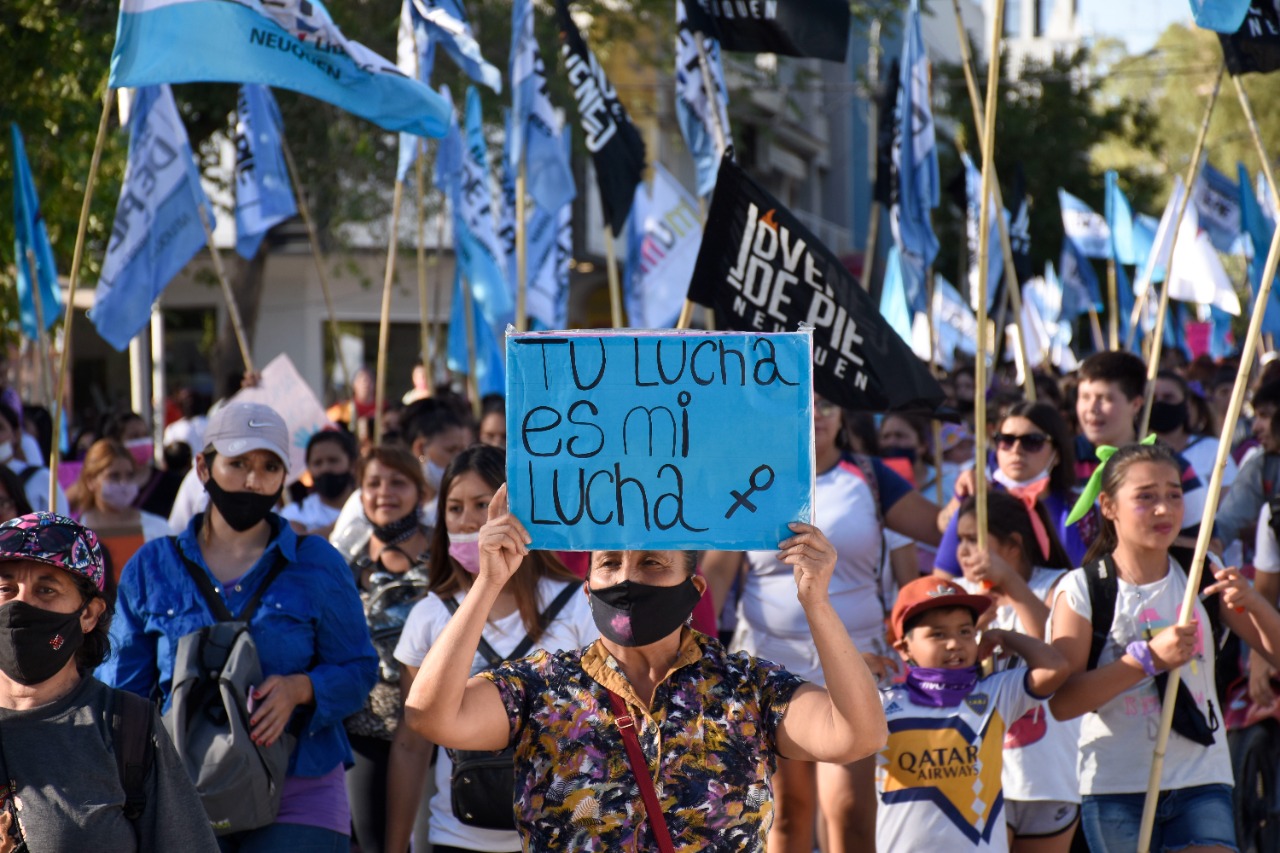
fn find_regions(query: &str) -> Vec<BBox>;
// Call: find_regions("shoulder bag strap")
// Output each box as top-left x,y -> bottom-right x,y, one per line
442,596 -> 506,669
169,534 -> 298,623
111,689 -> 156,826
605,689 -> 676,853
1085,556 -> 1120,672
507,581 -> 581,661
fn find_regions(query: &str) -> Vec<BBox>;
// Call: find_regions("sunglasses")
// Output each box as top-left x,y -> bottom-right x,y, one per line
0,522 -> 82,555
994,432 -> 1051,453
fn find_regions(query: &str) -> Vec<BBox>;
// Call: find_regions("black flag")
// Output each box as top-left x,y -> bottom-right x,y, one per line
871,58 -> 901,207
1008,163 -> 1033,283
682,0 -> 851,62
1220,2 -> 1280,75
555,1 -> 647,236
688,155 -> 946,414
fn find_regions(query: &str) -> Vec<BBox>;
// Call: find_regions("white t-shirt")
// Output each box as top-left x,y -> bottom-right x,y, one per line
1181,435 -> 1236,491
163,415 -> 207,456
1255,503 -> 1280,575
280,493 -> 342,532
876,668 -> 1041,853
393,578 -> 598,852
7,461 -> 68,516
1050,560 -> 1233,795
739,460 -> 890,646
960,568 -> 1081,804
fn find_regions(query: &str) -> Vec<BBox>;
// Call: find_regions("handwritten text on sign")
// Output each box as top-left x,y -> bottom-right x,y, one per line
506,330 -> 815,550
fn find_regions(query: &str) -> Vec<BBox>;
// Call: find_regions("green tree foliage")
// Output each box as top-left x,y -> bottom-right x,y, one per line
931,45 -> 1130,286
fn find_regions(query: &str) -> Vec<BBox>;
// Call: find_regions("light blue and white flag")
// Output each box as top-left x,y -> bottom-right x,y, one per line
1104,171 -> 1138,338
1059,238 -> 1102,317
1136,177 -> 1186,297
10,124 -> 62,340
1238,162 -> 1280,335
509,0 -> 575,214
911,272 -> 978,371
234,85 -> 297,259
110,0 -> 451,138
525,129 -> 573,330
446,270 -> 505,396
676,0 -> 731,198
432,85 -> 462,195
880,245 -> 915,346
412,0 -> 501,93
457,86 -> 513,326
625,163 -> 702,328
1192,162 -> 1242,254
1165,202 -> 1240,315
1058,188 -> 1110,258
963,152 -> 1003,312
890,0 -> 940,271
92,85 -> 213,351
1189,0 -> 1252,33
395,0 -> 437,183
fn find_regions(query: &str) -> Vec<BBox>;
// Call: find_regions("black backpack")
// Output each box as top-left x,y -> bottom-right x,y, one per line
110,688 -> 155,831
1084,547 -> 1228,746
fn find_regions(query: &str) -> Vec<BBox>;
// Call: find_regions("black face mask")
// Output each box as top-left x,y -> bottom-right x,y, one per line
0,600 -> 85,685
1149,400 -> 1190,434
313,471 -> 353,501
588,577 -> 702,647
881,447 -> 918,465
204,474 -> 281,532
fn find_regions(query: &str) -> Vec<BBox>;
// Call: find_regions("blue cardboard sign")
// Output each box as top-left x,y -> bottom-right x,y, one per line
506,329 -> 815,550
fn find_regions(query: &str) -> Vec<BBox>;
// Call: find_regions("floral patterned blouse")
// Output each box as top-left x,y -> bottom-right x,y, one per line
478,629 -> 805,852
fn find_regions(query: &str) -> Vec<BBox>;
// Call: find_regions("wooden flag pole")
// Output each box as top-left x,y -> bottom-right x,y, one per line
415,142 -> 433,365
1138,63 -> 1223,436
460,274 -> 481,420
515,163 -> 529,333
432,203 -> 449,381
1136,72 -> 1277,853
49,84 -> 113,510
1106,258 -> 1120,350
860,21 -> 882,294
973,0 -> 1006,554
949,0 -> 1034,401
24,249 -> 54,407
375,180 -> 404,444
604,230 -> 625,328
280,137 -> 352,397
195,202 -> 255,375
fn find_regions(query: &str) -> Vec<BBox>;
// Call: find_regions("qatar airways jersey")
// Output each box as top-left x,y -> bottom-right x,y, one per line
876,669 -> 1041,852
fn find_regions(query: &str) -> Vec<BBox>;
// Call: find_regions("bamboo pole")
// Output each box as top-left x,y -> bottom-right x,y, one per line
1136,73 -> 1276,853
1138,63 -> 1223,437
460,275 -> 481,420
194,202 -> 255,374
604,230 -> 625,328
515,164 -> 528,333
1106,258 -> 1120,350
1088,306 -> 1105,353
973,0 -> 1005,555
415,142 -> 432,364
49,84 -> 112,511
860,21 -> 882,294
280,137 -> 352,397
24,249 -> 53,407
949,0 -> 1034,401
375,180 -> 404,444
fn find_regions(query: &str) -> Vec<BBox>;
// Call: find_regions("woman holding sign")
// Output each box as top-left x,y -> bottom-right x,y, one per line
402,478 -> 887,852
703,394 -> 943,853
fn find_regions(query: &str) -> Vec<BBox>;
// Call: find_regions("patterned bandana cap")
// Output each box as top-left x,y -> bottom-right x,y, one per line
0,512 -> 106,591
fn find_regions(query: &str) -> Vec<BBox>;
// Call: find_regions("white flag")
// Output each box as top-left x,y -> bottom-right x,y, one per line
624,163 -> 702,328
1167,204 -> 1241,315
1136,177 -> 1186,298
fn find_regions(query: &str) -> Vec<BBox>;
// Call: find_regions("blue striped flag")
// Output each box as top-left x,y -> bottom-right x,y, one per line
234,85 -> 297,259
10,124 -> 62,340
509,0 -> 576,214
676,0 -> 732,198
457,86 -> 513,326
91,85 -> 213,351
447,271 -> 506,396
889,0 -> 940,271
110,0 -> 451,139
411,0 -> 501,93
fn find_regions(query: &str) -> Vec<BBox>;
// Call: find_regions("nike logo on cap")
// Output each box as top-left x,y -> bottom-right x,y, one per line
248,419 -> 271,428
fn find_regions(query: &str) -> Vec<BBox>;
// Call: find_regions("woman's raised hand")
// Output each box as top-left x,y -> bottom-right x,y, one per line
478,484 -> 530,586
778,522 -> 837,607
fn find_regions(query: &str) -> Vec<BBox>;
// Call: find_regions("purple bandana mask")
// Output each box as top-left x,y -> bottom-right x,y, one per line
904,666 -> 980,708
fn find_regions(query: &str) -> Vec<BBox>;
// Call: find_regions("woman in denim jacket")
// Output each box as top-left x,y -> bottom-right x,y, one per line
99,402 -> 378,853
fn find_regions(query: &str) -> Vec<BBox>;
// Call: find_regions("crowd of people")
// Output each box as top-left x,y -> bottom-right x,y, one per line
2,345 -> 1280,852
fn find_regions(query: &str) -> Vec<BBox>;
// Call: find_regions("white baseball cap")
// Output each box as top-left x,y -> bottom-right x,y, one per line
203,401 -> 291,471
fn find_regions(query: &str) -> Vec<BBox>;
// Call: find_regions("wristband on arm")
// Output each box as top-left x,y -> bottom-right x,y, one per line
1126,640 -> 1159,677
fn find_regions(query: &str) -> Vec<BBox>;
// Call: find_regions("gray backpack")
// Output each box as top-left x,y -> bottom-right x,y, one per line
162,539 -> 298,836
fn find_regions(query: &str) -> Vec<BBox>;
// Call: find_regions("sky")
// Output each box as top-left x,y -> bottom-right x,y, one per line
1076,0 -> 1195,53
